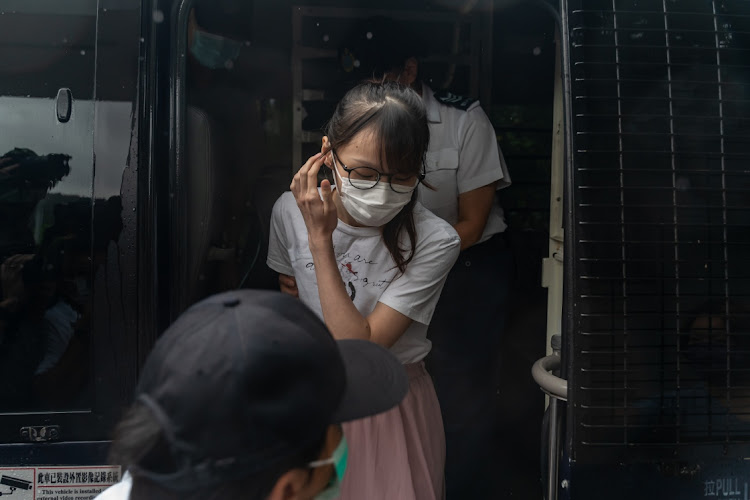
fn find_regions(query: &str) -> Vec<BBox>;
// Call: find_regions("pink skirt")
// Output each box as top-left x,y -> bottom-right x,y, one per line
340,362 -> 446,500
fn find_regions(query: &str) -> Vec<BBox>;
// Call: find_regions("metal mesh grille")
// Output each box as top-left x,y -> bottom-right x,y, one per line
568,0 -> 750,462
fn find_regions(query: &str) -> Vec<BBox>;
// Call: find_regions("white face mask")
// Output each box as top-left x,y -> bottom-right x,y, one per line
332,157 -> 414,227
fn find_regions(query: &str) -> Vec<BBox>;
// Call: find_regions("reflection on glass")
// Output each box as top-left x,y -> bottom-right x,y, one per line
0,147 -> 123,412
0,0 -> 100,414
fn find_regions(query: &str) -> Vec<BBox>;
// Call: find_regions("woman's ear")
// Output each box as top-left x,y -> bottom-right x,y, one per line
321,137 -> 333,167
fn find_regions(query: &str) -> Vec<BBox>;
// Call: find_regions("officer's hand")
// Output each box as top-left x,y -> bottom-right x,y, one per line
279,274 -> 299,298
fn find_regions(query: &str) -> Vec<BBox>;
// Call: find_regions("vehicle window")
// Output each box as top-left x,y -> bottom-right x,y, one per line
0,1 -> 102,414
0,0 -> 141,443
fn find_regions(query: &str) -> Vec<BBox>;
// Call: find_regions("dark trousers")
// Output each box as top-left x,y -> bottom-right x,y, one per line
425,233 -> 514,498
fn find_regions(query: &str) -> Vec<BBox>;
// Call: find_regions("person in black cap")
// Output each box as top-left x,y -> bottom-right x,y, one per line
95,289 -> 408,500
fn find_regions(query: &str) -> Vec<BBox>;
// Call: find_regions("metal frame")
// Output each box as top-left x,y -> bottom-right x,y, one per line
543,25 -> 566,358
552,0 -> 750,495
169,0 -> 195,318
559,0 -> 576,488
138,0 -> 162,365
533,0 -> 576,497
533,334 -> 567,500
533,353 -> 568,402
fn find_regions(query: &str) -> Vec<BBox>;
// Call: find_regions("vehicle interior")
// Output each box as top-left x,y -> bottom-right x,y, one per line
178,0 -> 557,496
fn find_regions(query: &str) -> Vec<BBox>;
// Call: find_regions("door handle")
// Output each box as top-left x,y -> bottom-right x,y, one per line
56,88 -> 72,123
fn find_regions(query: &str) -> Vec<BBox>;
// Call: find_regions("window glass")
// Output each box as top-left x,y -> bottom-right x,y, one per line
0,0 -> 101,412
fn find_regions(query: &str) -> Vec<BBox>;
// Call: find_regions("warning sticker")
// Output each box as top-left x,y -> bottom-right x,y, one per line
0,466 -> 121,500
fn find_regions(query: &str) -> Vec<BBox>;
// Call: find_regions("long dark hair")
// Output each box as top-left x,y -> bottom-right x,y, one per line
109,402 -> 326,500
325,81 -> 429,273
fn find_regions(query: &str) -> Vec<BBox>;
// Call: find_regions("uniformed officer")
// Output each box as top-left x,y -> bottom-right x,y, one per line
352,19 -> 514,497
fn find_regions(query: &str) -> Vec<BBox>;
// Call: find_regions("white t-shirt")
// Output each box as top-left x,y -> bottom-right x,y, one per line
267,192 -> 460,364
94,472 -> 132,500
419,84 -> 511,242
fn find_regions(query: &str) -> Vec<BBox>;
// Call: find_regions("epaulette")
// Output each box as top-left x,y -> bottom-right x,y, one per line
433,90 -> 478,111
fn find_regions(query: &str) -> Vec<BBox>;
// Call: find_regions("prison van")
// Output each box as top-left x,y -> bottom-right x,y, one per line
0,0 -> 748,499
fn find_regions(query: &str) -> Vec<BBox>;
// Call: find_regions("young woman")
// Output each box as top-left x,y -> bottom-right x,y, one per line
267,81 -> 460,500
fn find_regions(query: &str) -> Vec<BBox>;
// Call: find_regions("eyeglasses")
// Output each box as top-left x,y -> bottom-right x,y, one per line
332,151 -> 425,194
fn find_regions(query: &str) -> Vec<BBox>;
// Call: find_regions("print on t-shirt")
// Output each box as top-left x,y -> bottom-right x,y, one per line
304,249 -> 394,302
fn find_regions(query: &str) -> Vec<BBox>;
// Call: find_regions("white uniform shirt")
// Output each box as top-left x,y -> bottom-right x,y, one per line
419,84 -> 511,243
267,192 -> 461,364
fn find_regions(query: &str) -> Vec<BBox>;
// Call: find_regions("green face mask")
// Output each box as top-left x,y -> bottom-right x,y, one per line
190,29 -> 242,69
308,435 -> 348,500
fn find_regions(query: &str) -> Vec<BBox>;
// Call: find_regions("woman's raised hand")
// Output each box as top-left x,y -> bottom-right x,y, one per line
290,152 -> 338,248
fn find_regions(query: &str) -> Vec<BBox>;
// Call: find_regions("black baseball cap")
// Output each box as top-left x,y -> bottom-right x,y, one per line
131,290 -> 408,491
